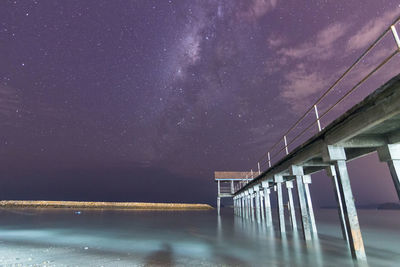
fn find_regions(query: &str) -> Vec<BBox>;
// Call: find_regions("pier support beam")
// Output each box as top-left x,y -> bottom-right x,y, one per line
275,175 -> 285,233
323,145 -> 366,261
233,197 -> 236,215
378,144 -> 400,200
262,181 -> 273,226
260,190 -> 265,221
249,188 -> 255,220
243,193 -> 250,218
290,165 -> 312,241
254,185 -> 261,223
286,180 -> 297,230
239,195 -> 243,216
217,197 -> 221,215
326,165 -> 349,244
303,175 -> 317,234
217,180 -> 221,215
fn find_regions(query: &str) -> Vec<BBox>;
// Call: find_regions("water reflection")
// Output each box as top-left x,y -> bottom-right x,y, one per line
144,243 -> 174,266
0,208 -> 398,266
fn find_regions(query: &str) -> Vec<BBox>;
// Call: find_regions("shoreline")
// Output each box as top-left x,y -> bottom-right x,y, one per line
0,200 -> 213,210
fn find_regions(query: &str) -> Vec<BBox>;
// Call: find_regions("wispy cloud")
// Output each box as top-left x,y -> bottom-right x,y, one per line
280,64 -> 331,112
238,0 -> 278,21
278,22 -> 349,61
347,9 -> 399,51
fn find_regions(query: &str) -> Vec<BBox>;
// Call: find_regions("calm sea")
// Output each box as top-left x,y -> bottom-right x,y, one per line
0,208 -> 399,266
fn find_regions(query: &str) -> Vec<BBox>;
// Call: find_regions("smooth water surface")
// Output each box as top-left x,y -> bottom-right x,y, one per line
0,208 -> 399,266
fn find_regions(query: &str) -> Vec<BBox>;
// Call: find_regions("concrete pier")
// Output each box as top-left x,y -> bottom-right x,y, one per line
303,175 -> 317,234
254,185 -> 261,223
216,74 -> 400,262
260,190 -> 265,221
262,181 -> 273,227
275,175 -> 285,233
286,180 -> 297,230
326,165 -> 349,244
291,166 -> 312,241
323,145 -> 366,260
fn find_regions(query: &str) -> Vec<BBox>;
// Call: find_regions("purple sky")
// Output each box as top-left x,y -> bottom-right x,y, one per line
0,0 -> 399,206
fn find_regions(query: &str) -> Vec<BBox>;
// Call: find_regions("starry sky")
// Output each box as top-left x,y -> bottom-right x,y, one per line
0,0 -> 399,206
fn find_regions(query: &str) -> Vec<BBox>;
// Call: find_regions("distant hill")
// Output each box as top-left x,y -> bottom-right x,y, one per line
377,202 -> 400,210
321,202 -> 400,210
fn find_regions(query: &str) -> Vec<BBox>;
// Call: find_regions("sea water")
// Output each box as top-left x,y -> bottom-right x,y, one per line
0,208 -> 399,266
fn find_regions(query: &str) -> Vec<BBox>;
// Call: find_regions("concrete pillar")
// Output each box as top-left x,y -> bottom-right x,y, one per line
249,188 -> 255,221
275,175 -> 285,233
262,181 -> 273,227
378,144 -> 400,201
260,190 -> 265,221
290,165 -> 312,241
217,197 -> 221,215
233,197 -> 235,215
244,191 -> 249,219
326,165 -> 349,244
303,175 -> 317,234
286,180 -> 297,230
323,145 -> 366,261
241,195 -> 244,217
254,185 -> 261,222
231,180 -> 234,194
217,180 -> 220,215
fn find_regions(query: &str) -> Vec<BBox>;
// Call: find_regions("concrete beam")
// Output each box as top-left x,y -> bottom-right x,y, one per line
322,145 -> 346,162
336,135 -> 386,148
303,166 -> 325,175
302,158 -> 330,166
345,147 -> 376,162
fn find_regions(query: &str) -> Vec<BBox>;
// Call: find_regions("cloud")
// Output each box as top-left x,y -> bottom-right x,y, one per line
347,9 -> 399,51
267,34 -> 285,49
238,0 -> 278,21
277,22 -> 349,61
280,64 -> 330,112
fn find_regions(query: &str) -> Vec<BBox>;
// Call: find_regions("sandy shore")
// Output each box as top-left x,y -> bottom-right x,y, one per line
0,200 -> 213,210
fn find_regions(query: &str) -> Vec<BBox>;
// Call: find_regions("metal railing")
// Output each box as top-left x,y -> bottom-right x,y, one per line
237,15 -> 400,192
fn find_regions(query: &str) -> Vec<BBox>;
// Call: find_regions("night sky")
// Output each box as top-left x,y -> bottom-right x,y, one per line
0,1 -> 399,206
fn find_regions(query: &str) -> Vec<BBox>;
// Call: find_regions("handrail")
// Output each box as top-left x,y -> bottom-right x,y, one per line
236,15 -> 400,193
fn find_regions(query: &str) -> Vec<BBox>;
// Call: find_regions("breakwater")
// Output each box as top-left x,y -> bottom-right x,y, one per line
0,200 -> 213,210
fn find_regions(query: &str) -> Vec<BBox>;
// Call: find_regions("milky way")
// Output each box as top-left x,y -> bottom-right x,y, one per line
0,0 -> 399,204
